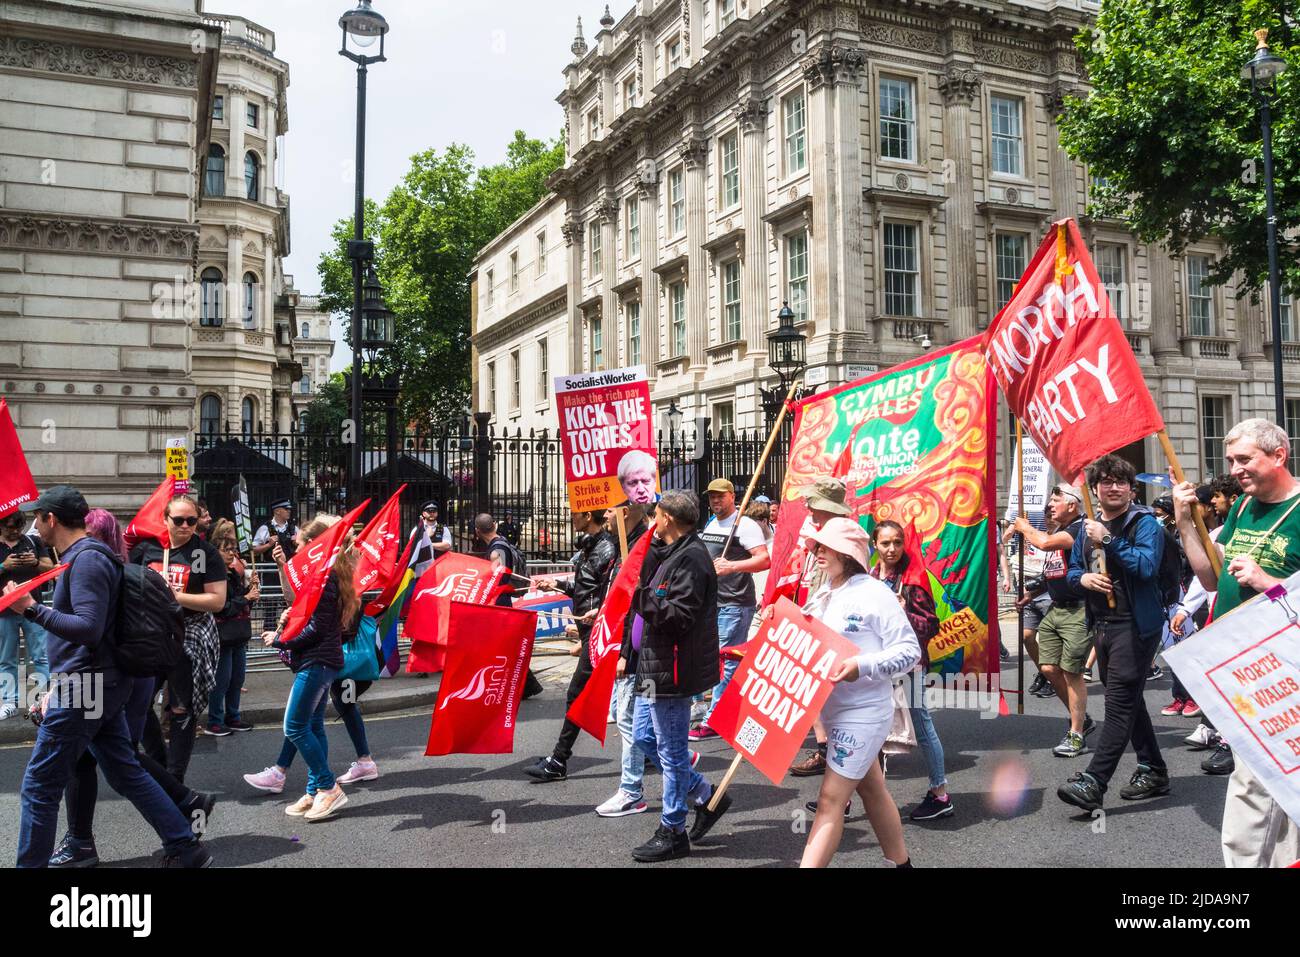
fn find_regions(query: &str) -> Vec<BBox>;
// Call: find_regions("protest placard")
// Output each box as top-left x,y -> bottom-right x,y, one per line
553,365 -> 657,512
165,437 -> 189,495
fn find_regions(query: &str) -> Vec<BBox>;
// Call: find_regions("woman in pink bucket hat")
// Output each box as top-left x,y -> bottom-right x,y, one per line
798,517 -> 921,869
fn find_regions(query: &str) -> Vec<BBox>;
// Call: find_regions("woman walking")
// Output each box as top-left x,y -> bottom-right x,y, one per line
205,520 -> 258,735
801,518 -> 920,868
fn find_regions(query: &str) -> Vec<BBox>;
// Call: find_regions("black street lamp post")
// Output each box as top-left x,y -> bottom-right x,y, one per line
340,0 -> 389,506
1243,27 -> 1289,424
761,301 -> 808,431
359,265 -> 397,498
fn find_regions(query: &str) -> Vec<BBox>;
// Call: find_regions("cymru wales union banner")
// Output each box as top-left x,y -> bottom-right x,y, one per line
776,337 -> 999,678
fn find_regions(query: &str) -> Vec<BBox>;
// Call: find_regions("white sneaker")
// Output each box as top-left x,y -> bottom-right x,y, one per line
304,785 -> 347,822
0,704 -> 18,720
595,789 -> 648,818
1185,723 -> 1219,750
337,759 -> 379,784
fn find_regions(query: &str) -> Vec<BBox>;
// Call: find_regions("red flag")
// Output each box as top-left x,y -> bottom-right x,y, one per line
363,524 -> 419,617
899,520 -> 930,591
425,601 -> 537,755
762,496 -> 810,608
980,219 -> 1164,483
0,564 -> 67,614
404,553 -> 507,673
123,477 -> 175,550
280,500 -> 369,644
352,484 -> 406,595
565,530 -> 652,744
0,398 -> 37,519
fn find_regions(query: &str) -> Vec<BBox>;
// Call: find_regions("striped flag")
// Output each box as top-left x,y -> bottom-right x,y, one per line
375,567 -> 413,678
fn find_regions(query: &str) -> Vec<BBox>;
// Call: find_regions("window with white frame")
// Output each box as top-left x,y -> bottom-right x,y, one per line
485,268 -> 494,306
626,197 -> 640,259
994,232 -> 1027,309
1275,284 -> 1294,341
722,260 -> 742,342
587,109 -> 599,143
718,0 -> 736,29
589,220 -> 602,276
1202,395 -> 1228,477
883,222 -> 919,318
509,251 -> 519,293
212,95 -> 224,122
242,272 -> 258,327
715,401 -> 735,439
200,267 -> 223,326
538,338 -> 548,399
668,167 -> 685,236
666,36 -> 682,74
786,231 -> 809,323
246,102 -> 259,129
720,131 -> 740,209
627,300 -> 642,366
670,282 -> 686,357
1095,243 -> 1127,323
1187,255 -> 1214,336
486,361 -> 496,415
783,89 -> 806,175
990,95 -> 1024,176
510,350 -> 520,409
537,231 -> 546,274
591,316 -> 604,369
879,76 -> 916,162
623,74 -> 638,112
1287,398 -> 1300,474
200,395 -> 221,436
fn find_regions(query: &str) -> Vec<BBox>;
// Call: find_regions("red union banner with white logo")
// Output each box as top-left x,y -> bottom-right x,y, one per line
980,219 -> 1164,483
426,601 -> 537,755
404,553 -> 507,673
352,484 -> 406,594
280,500 -> 369,644
0,398 -> 37,519
554,364 -> 658,512
706,596 -> 860,785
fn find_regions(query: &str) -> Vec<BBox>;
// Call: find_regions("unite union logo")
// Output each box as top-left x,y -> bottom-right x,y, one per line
439,655 -> 509,710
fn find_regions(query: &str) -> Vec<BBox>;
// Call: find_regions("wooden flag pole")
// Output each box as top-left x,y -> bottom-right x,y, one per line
1079,482 -> 1116,610
1157,429 -> 1223,579
1015,421 -> 1026,716
707,377 -> 802,814
613,506 -> 629,560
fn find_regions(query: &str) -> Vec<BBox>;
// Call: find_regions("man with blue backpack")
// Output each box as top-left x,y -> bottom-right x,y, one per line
4,485 -> 212,868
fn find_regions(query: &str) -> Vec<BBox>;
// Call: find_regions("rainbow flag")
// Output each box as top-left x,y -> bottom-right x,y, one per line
376,568 -> 414,678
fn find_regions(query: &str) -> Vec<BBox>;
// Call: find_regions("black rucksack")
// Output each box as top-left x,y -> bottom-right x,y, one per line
1122,514 -> 1183,608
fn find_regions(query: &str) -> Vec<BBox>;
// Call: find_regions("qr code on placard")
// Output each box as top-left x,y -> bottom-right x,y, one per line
735,716 -> 767,755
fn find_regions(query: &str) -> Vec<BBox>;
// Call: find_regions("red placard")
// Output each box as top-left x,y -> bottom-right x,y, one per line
0,398 -> 37,519
980,219 -> 1163,482
553,365 -> 657,511
707,596 -> 860,785
0,564 -> 67,614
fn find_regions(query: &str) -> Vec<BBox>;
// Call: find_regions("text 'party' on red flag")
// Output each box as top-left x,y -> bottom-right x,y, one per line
279,500 -> 369,644
707,596 -> 860,785
403,552 -> 508,673
352,483 -> 407,595
0,564 -> 67,615
123,477 -> 176,551
565,530 -> 653,744
425,601 -> 537,755
0,398 -> 38,519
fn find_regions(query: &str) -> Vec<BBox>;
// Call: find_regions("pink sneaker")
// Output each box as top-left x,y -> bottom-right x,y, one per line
304,785 -> 347,822
244,766 -> 286,794
688,724 -> 718,741
337,759 -> 379,784
285,794 -> 314,816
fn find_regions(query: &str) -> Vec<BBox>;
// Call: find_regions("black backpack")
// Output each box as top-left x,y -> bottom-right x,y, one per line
69,541 -> 185,677
1122,514 -> 1183,608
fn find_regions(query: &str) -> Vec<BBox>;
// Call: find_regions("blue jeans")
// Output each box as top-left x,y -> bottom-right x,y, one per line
615,676 -> 644,797
275,679 -> 370,770
0,610 -> 49,707
208,643 -> 247,726
17,670 -> 195,867
633,695 -> 711,830
703,604 -> 756,721
282,664 -> 338,795
907,672 -> 947,790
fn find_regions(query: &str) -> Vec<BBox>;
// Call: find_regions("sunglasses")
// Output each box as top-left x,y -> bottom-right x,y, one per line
168,515 -> 199,526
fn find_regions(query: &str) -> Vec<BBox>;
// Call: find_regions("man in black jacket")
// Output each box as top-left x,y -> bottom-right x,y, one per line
524,509 -> 618,781
628,490 -> 732,862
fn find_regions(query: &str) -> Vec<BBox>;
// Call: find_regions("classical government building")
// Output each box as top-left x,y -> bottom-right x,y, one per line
0,1 -> 331,509
471,0 -> 1299,487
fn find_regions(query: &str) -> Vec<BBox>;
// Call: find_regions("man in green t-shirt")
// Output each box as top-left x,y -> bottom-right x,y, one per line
1173,417 -> 1300,868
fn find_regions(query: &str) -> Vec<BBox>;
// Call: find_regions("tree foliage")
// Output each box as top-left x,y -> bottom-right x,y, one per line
317,131 -> 564,426
1059,0 -> 1296,299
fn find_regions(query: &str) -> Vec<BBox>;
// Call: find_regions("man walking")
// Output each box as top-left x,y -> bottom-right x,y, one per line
5,486 -> 211,868
475,513 -> 543,699
1058,455 -> 1169,813
0,511 -> 53,719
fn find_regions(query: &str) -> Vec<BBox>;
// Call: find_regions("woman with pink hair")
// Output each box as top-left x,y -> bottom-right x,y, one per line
84,509 -> 127,561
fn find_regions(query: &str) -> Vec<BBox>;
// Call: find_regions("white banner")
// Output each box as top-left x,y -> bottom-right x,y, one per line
1164,574 -> 1300,829
1005,434 -> 1051,522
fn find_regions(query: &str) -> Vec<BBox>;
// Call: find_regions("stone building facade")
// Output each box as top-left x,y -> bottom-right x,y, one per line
472,0 -> 1300,487
289,291 -> 338,426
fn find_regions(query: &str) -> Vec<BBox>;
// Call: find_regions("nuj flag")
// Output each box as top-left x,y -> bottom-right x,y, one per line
425,602 -> 537,755
565,530 -> 653,744
404,553 -> 507,673
352,484 -> 407,595
123,477 -> 176,550
981,218 -> 1163,482
0,398 -> 38,519
279,500 -> 369,643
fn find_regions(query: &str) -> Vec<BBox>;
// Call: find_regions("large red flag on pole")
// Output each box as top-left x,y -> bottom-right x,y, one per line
123,477 -> 175,550
352,483 -> 406,595
404,553 -> 508,673
279,500 -> 369,643
425,601 -> 537,755
0,398 -> 38,519
565,530 -> 653,744
980,218 -> 1164,483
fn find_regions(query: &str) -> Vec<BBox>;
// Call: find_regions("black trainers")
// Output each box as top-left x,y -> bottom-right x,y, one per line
688,790 -> 732,842
1028,672 -> 1048,696
804,799 -> 852,817
158,840 -> 212,868
524,756 -> 567,782
1202,742 -> 1234,775
522,671 -> 544,700
1057,771 -> 1104,813
225,719 -> 254,732
909,790 -> 955,821
631,824 -> 690,863
1119,764 -> 1170,801
182,791 -> 217,834
1031,677 -> 1057,699
1148,664 -> 1164,680
49,834 -> 98,868
1082,714 -> 1097,738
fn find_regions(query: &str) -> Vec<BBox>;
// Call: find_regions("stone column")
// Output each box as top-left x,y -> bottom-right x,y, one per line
1148,246 -> 1181,358
561,211 -> 584,374
1044,82 -> 1081,222
637,153 -> 660,368
265,94 -> 278,197
831,48 -> 866,335
226,85 -> 247,197
263,234 -> 275,333
599,190 -> 618,370
225,224 -> 244,327
737,97 -> 768,349
682,136 -> 708,366
803,51 -> 834,335
939,66 -> 981,342
1239,279 -> 1265,361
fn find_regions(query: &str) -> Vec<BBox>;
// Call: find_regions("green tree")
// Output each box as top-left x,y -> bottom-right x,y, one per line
1059,0 -> 1296,299
317,131 -> 564,427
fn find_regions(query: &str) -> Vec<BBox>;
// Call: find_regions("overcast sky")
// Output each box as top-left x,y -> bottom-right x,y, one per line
244,0 -> 622,370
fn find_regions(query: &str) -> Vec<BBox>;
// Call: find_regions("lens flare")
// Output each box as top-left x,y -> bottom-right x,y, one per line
985,757 -> 1031,816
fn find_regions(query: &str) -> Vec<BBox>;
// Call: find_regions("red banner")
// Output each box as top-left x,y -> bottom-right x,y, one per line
425,601 -> 537,755
707,596 -> 859,785
565,530 -> 653,744
404,553 -> 507,673
352,484 -> 406,595
980,218 -> 1163,482
279,501 -> 369,644
123,477 -> 175,550
0,398 -> 37,519
0,564 -> 67,614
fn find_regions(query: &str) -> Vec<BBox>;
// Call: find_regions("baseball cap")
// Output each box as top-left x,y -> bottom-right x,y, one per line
706,478 -> 734,494
802,477 -> 851,516
753,494 -> 773,504
19,484 -> 89,522
1053,484 -> 1083,506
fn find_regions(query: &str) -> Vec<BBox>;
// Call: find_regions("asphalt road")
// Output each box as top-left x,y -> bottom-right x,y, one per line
0,661 -> 1227,868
